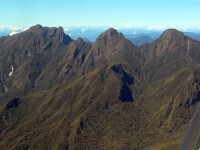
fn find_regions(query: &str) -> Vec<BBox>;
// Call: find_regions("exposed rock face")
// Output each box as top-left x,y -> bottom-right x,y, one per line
155,29 -> 187,56
92,28 -> 125,60
28,24 -> 71,45
0,25 -> 74,95
84,28 -> 140,73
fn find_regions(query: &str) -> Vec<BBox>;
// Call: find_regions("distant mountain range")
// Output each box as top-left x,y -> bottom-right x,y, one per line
0,25 -> 199,149
125,34 -> 154,46
1,26 -> 200,46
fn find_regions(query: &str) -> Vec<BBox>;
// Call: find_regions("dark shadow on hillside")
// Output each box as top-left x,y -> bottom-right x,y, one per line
112,65 -> 134,102
5,98 -> 20,110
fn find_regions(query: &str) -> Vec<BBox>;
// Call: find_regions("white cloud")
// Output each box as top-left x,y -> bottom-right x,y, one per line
146,26 -> 167,31
22,27 -> 29,31
176,26 -> 200,31
114,26 -> 132,30
0,26 -> 5,30
0,26 -> 29,36
64,27 -> 69,31
9,31 -> 19,36
8,26 -> 21,31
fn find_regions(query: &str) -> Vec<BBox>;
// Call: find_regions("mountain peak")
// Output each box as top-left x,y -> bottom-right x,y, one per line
28,24 -> 44,33
161,29 -> 185,40
94,28 -> 124,48
85,28 -> 137,67
28,25 -> 64,36
95,28 -> 124,45
27,25 -> 71,45
100,28 -> 123,38
154,29 -> 187,57
103,28 -> 119,36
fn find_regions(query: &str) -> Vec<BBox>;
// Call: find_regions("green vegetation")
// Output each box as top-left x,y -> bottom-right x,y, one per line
0,26 -> 199,149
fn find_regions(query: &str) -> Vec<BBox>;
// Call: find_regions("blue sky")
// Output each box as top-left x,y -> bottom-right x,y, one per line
0,0 -> 200,28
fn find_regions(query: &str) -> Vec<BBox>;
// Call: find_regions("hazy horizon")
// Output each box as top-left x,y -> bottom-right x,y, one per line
1,0 -> 200,38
